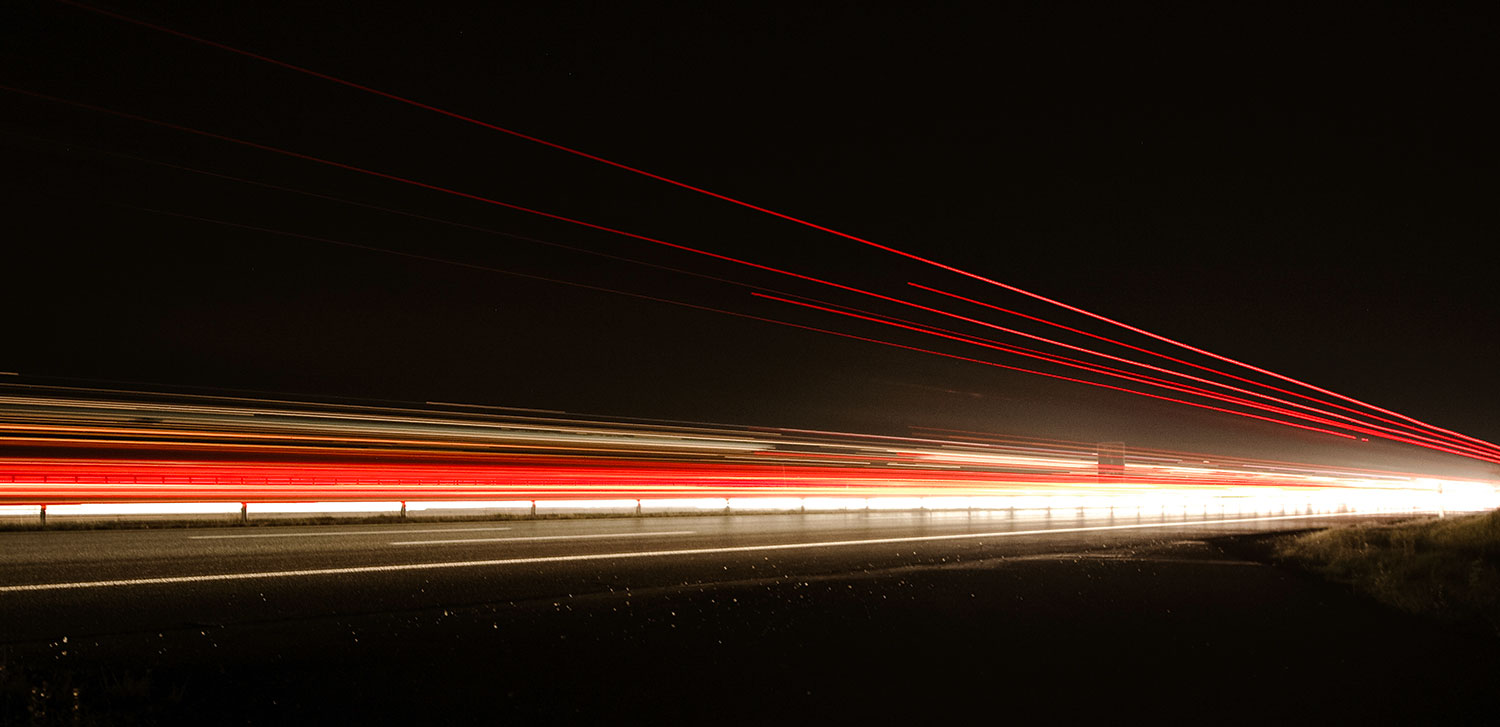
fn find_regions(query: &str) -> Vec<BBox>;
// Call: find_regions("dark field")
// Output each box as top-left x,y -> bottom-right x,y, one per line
6,533 -> 1498,725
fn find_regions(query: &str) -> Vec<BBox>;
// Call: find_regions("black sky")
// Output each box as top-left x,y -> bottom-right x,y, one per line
3,2 -> 1496,475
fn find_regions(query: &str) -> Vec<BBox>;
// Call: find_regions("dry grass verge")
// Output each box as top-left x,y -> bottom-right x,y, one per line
1277,510 -> 1500,634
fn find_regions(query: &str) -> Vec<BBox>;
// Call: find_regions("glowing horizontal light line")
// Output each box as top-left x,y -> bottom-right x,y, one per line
1,408 -> 770,451
389,530 -> 697,546
425,402 -> 566,414
0,511 -> 1383,593
0,385 -> 782,442
190,527 -> 515,539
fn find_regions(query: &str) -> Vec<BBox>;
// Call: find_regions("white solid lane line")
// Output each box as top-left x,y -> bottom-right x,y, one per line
190,527 -> 514,540
390,530 -> 698,546
0,511 -> 1374,593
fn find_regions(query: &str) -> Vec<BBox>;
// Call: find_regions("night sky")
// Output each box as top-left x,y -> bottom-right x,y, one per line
3,2 -> 1496,475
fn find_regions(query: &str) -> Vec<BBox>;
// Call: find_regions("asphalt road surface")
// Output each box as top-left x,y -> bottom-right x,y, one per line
2,508 -> 1378,637
3,509 -> 1497,724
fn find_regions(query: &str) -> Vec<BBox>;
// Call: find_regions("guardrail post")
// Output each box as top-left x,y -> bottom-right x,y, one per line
240,502 -> 248,524
39,504 -> 46,527
635,499 -> 642,516
530,500 -> 537,517
400,501 -> 407,519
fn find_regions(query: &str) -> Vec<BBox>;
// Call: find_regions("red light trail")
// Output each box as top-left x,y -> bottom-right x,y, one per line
4,3 -> 1495,485
84,203 -> 1361,446
909,282 -> 1500,458
94,203 -> 1388,447
2,392 -> 1485,511
47,0 -> 1499,461
124,188 -> 1428,455
1,84 -> 1490,463
753,293 -> 1500,462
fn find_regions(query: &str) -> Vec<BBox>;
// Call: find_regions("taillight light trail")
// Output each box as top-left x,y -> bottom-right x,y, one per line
754,294 -> 1500,462
5,82 -> 1485,462
48,0 -> 1497,460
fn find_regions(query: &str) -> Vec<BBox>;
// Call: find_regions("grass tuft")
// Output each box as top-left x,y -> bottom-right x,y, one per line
1277,510 -> 1500,634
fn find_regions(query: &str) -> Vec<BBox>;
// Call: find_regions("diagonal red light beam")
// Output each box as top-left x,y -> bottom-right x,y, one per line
122,205 -> 1363,444
910,283 -> 1500,458
50,0 -> 1495,456
753,293 -> 1499,462
744,290 -> 1496,457
8,84 -> 1488,461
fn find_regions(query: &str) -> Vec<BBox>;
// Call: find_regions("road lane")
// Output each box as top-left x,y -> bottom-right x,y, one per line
0,508 -> 1408,644
0,508 -> 1361,586
190,526 -> 516,539
3,512 -> 1371,593
7,508 -> 1493,727
387,530 -> 697,545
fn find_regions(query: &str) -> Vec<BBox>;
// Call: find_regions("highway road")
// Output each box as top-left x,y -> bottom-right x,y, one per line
5,509 -> 1498,725
2,508 -> 1383,641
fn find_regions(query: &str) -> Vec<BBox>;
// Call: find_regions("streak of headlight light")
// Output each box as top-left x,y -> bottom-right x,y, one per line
893,450 -> 1093,468
405,501 -> 534,511
0,495 -> 1461,520
1417,478 -> 1500,512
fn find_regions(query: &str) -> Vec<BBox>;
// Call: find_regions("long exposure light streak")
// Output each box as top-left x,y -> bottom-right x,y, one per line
1,86 -> 939,332
754,294 -> 1500,462
907,426 -> 1475,480
5,383 -> 1480,527
4,391 -> 1494,517
126,195 -> 1453,454
7,83 -> 1490,463
5,82 -> 1488,464
12,132 -> 820,307
51,0 -> 1497,459
7,385 -> 1414,477
92,134 -> 1371,428
911,283 -> 1500,458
